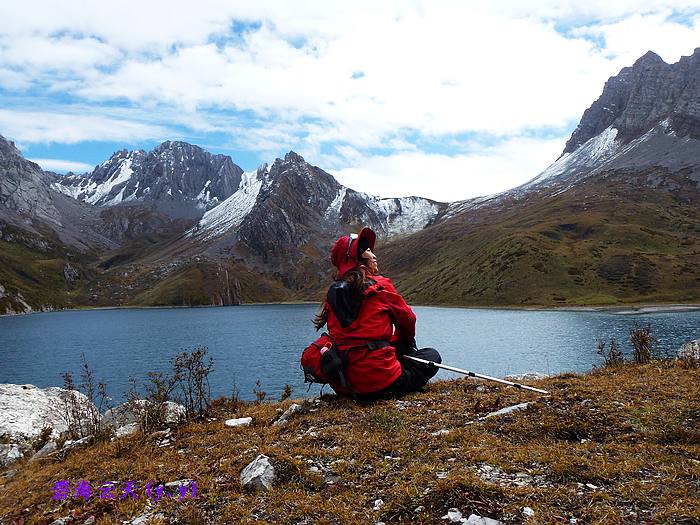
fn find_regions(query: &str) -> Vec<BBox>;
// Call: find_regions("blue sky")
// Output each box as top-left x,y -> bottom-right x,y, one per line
1,1 -> 699,201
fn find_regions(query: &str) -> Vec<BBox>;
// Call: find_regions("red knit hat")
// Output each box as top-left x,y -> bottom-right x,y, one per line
330,226 -> 376,278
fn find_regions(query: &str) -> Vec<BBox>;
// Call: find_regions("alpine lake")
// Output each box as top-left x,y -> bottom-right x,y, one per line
1,304 -> 698,402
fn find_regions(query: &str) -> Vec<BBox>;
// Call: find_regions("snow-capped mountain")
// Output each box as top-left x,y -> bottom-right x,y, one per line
53,141 -> 244,218
442,48 -> 700,218
522,48 -> 700,192
190,152 -> 444,245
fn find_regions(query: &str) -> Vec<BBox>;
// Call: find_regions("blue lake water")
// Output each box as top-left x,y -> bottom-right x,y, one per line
1,305 -> 698,402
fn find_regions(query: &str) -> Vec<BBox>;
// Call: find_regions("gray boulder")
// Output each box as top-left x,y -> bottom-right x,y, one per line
29,440 -> 58,462
240,454 -> 276,491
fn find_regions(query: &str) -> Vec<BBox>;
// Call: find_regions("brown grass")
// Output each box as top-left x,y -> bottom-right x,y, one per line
1,362 -> 698,524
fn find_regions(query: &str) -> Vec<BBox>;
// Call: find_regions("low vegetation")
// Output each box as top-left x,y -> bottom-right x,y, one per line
383,170 -> 700,307
1,358 -> 698,524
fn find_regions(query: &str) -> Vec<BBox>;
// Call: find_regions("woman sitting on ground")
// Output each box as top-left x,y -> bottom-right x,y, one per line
307,226 -> 441,401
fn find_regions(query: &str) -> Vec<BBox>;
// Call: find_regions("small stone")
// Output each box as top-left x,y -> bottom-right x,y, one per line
415,506 -> 425,513
465,515 -> 504,525
240,454 -> 276,491
444,508 -> 462,522
273,403 -> 302,426
373,498 -> 384,511
431,429 -> 450,436
523,507 -> 535,517
225,417 -> 252,427
164,479 -> 194,489
83,517 -> 96,525
479,403 -> 531,420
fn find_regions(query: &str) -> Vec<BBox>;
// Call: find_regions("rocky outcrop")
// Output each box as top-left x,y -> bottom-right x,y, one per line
564,48 -> 700,153
0,135 -> 63,229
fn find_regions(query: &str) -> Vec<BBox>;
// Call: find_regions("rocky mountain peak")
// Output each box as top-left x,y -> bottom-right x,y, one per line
282,151 -> 305,164
52,141 -> 244,218
0,134 -> 20,157
561,49 -> 699,154
633,50 -> 665,68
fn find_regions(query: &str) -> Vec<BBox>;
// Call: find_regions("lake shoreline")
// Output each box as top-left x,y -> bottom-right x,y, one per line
3,301 -> 700,318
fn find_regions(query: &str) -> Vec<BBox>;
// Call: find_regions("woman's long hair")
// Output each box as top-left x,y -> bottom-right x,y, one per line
313,264 -> 369,330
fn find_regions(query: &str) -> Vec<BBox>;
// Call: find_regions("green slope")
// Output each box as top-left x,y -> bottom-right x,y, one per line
0,223 -> 97,313
382,169 -> 700,306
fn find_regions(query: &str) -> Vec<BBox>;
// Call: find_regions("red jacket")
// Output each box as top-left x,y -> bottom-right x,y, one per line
325,275 -> 416,393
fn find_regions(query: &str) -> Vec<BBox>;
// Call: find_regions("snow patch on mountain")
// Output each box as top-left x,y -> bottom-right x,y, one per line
85,157 -> 134,205
325,188 -> 347,217
190,168 -> 266,240
522,126 -> 619,189
363,195 -> 442,235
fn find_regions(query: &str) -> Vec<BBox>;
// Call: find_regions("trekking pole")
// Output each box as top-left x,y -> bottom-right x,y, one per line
403,355 -> 550,395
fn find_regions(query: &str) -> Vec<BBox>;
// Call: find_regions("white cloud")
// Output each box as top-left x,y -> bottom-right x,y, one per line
1,1 -> 699,199
572,12 -> 700,65
28,158 -> 94,173
331,135 -> 568,202
0,109 -> 174,144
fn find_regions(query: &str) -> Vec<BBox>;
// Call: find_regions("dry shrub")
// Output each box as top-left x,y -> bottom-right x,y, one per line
597,337 -> 624,367
630,327 -> 655,364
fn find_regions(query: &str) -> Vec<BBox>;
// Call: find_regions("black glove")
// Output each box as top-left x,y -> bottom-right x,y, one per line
396,338 -> 418,359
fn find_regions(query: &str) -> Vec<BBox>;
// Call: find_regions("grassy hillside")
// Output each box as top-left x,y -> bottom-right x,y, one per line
0,222 -> 97,313
1,361 -> 698,524
383,169 -> 700,306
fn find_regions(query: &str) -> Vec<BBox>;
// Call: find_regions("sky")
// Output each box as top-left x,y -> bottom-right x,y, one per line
1,1 -> 700,202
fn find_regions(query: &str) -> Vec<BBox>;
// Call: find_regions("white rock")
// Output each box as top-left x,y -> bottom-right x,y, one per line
273,403 -> 302,426
465,515 -> 504,525
479,403 -> 531,421
114,422 -> 140,438
240,454 -> 276,491
523,506 -> 535,517
443,508 -> 462,522
431,429 -> 450,436
0,383 -> 98,443
225,417 -> 252,428
0,444 -> 23,467
373,498 -> 384,511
